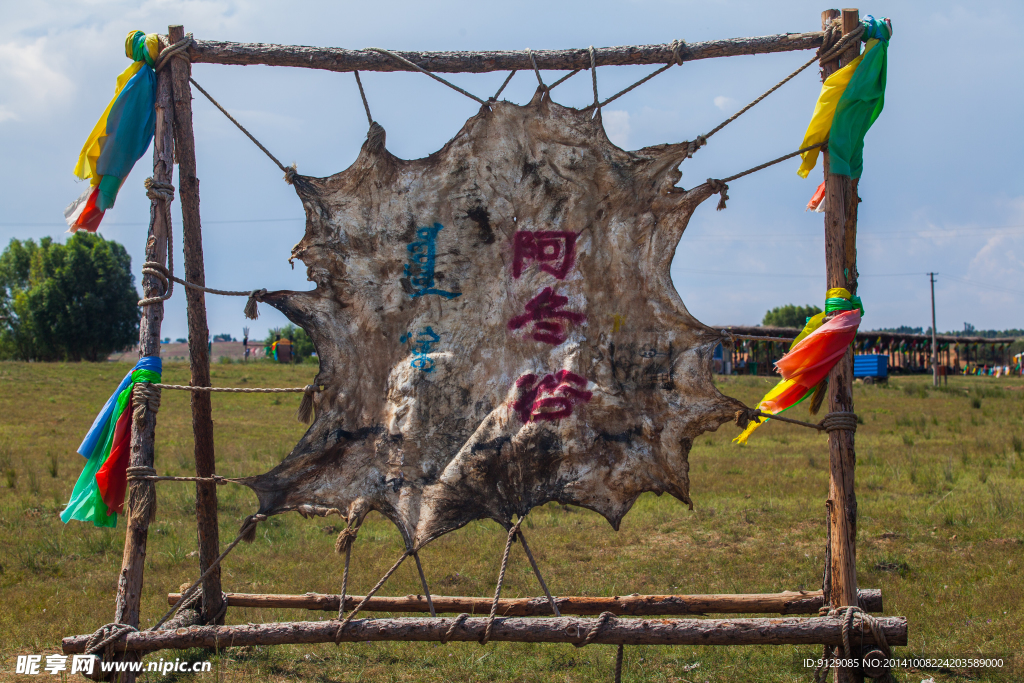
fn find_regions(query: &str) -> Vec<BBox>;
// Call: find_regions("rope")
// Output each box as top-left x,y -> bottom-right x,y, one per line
335,551 -> 411,639
734,408 -> 858,434
527,48 -> 547,94
335,526 -> 358,619
151,383 -> 311,393
138,179 -> 176,307
153,34 -> 193,72
704,141 -> 828,210
481,517 -> 524,645
84,623 -> 139,656
813,605 -> 893,683
440,613 -> 471,645
187,76 -> 298,184
574,611 -> 615,648
516,526 -> 561,617
615,644 -> 624,683
411,551 -> 437,618
548,69 -> 581,92
489,71 -> 516,102
353,71 -> 374,126
585,39 -> 684,112
150,514 -> 266,631
126,471 -> 241,485
588,46 -> 600,116
700,23 -> 863,145
363,47 -> 489,107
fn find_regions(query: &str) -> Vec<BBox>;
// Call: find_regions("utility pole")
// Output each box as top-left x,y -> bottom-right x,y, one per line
930,273 -> 938,387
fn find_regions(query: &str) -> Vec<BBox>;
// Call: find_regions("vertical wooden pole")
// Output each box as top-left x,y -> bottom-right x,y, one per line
821,7 -> 863,683
110,34 -> 175,681
168,24 -> 225,624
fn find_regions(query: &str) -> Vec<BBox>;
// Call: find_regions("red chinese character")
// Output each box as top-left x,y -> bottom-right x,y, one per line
507,287 -> 586,345
512,231 -> 577,279
512,370 -> 592,422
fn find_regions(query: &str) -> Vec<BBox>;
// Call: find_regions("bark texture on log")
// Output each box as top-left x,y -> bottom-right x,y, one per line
243,93 -> 745,549
188,32 -> 824,74
110,37 -> 175,683
169,24 -> 224,625
62,615 -> 908,654
166,589 -> 883,616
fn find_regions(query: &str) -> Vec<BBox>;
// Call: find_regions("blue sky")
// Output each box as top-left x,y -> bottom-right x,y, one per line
1,0 -> 1020,342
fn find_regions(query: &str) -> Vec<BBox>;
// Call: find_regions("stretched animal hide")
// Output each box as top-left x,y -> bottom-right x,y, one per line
243,91 -> 745,549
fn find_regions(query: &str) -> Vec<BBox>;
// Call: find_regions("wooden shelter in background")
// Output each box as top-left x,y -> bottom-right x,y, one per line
719,325 -> 1018,376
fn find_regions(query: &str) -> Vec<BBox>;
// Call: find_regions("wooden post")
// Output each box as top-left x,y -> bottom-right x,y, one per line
110,35 -> 176,680
165,589 -> 885,617
62,615 -> 909,654
169,24 -> 224,625
821,8 -> 863,683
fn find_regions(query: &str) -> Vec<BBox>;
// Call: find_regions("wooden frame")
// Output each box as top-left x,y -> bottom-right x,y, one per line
77,12 -> 895,683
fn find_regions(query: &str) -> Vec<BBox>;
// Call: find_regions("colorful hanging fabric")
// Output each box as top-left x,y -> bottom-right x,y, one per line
797,15 -> 891,179
806,181 -> 827,212
65,31 -> 159,233
61,357 -> 161,527
734,289 -> 863,444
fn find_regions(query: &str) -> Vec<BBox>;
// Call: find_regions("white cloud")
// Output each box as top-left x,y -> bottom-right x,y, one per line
713,95 -> 736,112
602,109 -> 630,149
0,37 -> 75,122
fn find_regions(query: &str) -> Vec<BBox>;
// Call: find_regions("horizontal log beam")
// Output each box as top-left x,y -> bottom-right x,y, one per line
63,615 -> 907,654
188,32 -> 824,75
166,589 -> 882,616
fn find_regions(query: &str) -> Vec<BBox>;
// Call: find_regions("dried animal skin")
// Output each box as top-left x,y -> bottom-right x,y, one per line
242,92 -> 744,549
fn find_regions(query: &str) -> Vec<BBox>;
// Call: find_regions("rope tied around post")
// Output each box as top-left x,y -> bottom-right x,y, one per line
153,33 -> 193,72
574,611 -> 615,647
813,605 -> 894,683
734,408 -> 858,434
440,613 -> 471,645
139,178 -> 176,307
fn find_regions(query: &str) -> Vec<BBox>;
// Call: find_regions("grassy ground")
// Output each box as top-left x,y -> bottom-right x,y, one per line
0,362 -> 1021,682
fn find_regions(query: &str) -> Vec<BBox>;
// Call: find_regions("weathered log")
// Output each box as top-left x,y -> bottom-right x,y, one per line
169,24 -> 224,625
822,9 -> 863,683
62,615 -> 907,654
188,32 -> 824,75
166,589 -> 882,616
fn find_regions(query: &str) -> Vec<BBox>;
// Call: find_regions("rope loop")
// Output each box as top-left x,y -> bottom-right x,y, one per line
574,611 -> 615,648
132,382 -> 162,415
668,38 -> 685,65
441,613 -> 471,644
814,605 -> 894,683
588,46 -> 600,115
820,411 -> 858,433
84,622 -> 139,656
527,48 -> 547,95
153,33 -> 193,72
144,178 -> 175,202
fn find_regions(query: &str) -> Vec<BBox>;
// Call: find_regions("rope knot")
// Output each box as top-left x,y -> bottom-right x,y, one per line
153,33 -> 193,72
733,408 -> 762,430
283,164 -> 298,185
144,178 -> 175,202
707,178 -> 730,210
239,513 -> 268,544
334,525 -> 359,554
84,622 -> 139,657
366,121 -> 387,153
243,288 -> 268,320
297,384 -> 319,424
819,411 -> 858,433
669,39 -> 686,66
132,382 -> 162,415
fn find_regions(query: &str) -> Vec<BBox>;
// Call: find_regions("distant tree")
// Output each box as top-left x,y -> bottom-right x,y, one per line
175,337 -> 187,343
875,325 -> 924,334
762,304 -> 822,329
0,234 -> 140,361
213,333 -> 235,342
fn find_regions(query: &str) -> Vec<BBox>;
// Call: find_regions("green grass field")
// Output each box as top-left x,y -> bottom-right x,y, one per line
1,362 -> 1022,682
